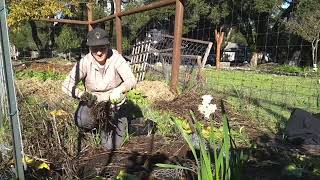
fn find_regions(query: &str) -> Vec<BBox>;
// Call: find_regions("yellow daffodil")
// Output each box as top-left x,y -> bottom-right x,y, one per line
50,109 -> 68,117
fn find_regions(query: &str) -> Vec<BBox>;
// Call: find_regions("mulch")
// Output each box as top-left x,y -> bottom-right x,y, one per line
72,135 -> 188,179
14,61 -> 74,74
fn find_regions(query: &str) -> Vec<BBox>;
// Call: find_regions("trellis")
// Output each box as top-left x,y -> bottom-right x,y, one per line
130,40 -> 151,82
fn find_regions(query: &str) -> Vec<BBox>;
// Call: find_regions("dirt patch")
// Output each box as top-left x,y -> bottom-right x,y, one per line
29,62 -> 73,74
68,135 -> 189,179
153,92 -> 224,124
136,81 -> 175,102
14,61 -> 74,74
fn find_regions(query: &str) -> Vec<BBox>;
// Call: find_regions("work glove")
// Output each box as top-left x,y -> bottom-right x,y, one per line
80,92 -> 97,107
109,88 -> 125,105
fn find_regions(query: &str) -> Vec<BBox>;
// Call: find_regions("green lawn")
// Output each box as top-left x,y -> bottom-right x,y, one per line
204,69 -> 320,133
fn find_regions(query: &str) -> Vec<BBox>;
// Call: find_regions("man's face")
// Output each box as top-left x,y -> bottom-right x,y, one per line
90,45 -> 108,64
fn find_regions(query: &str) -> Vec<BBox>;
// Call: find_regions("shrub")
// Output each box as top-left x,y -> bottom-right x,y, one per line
56,26 -> 81,54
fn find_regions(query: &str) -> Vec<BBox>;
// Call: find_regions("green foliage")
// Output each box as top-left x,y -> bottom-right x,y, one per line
9,23 -> 37,50
205,69 -> 320,132
285,0 -> 320,43
122,1 -> 152,42
208,1 -> 229,25
56,26 -> 81,53
253,0 -> 282,13
183,0 -> 210,33
228,28 -> 248,46
93,4 -> 109,20
274,65 -> 309,74
7,0 -> 79,30
122,36 -> 130,52
9,21 -> 52,51
145,109 -> 175,135
127,89 -> 174,135
127,89 -> 148,105
15,70 -> 65,81
169,104 -> 241,180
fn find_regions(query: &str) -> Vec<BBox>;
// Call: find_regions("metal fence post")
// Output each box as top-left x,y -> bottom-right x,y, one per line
0,0 -> 25,179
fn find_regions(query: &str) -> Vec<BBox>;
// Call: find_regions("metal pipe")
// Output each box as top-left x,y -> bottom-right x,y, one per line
170,0 -> 184,93
0,0 -> 25,179
163,34 -> 211,44
91,14 -> 116,24
90,0 -> 175,25
115,0 -> 122,53
38,0 -> 176,27
39,18 -> 88,25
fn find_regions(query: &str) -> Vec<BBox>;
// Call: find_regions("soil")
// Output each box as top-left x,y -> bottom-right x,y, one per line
14,59 -> 74,74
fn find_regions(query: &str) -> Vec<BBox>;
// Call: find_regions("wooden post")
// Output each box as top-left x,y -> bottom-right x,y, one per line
115,0 -> 122,54
87,0 -> 93,31
170,0 -> 184,93
215,27 -> 224,70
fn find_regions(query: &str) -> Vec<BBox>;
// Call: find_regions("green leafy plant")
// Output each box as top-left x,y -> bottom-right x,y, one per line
15,70 -> 65,81
274,65 -> 307,74
156,99 -> 238,180
127,89 -> 148,106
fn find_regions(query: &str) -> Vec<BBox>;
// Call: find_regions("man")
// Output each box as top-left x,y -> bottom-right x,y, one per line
62,27 -> 137,150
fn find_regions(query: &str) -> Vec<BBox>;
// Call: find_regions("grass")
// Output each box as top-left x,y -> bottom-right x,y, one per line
274,65 -> 309,74
15,70 -> 66,81
204,69 -> 320,132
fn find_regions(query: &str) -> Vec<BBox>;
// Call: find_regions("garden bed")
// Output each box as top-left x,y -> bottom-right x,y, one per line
1,60 -> 320,179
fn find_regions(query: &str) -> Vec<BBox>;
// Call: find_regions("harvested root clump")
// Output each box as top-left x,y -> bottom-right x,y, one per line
90,101 -> 118,133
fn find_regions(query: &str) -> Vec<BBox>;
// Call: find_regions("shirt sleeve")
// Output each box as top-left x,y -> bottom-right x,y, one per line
62,59 -> 87,99
115,56 -> 137,93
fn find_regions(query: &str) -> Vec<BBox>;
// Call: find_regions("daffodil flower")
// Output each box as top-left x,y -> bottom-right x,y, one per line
201,95 -> 213,104
198,95 -> 217,119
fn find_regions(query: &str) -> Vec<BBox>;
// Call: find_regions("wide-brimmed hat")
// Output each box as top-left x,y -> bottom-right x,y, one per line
86,27 -> 110,46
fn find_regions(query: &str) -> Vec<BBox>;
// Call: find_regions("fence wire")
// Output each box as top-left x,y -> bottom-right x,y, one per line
0,39 -> 8,128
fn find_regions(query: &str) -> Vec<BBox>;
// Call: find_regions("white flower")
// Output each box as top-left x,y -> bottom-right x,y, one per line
201,95 -> 213,104
198,95 -> 217,119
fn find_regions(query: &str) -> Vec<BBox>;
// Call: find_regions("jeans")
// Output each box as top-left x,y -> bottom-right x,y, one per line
75,102 -> 128,150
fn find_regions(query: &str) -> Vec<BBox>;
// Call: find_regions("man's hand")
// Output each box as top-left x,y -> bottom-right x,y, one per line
109,88 -> 125,104
80,92 -> 97,107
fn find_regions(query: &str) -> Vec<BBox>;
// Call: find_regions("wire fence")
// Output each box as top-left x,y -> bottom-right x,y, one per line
204,69 -> 320,132
0,39 -> 8,128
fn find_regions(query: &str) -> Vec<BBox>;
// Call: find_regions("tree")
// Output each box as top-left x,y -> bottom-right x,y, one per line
9,23 -> 37,51
56,26 -> 81,60
285,0 -> 320,69
7,0 -> 79,29
7,0 -> 79,57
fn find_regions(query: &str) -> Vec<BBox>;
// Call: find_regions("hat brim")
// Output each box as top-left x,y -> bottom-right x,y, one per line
86,38 -> 110,46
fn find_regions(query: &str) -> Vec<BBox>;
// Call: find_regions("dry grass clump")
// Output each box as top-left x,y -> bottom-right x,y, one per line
136,80 -> 175,102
